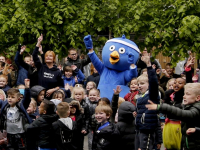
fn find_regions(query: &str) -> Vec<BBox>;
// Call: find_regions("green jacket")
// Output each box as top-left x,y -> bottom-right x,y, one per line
159,102 -> 200,149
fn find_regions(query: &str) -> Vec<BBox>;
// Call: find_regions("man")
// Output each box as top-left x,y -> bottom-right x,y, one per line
64,48 -> 91,73
0,55 -> 6,62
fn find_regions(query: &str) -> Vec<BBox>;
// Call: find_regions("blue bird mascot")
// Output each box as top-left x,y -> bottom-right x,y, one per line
84,35 -> 140,101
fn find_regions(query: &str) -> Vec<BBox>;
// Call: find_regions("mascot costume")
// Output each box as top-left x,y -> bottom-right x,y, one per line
84,35 -> 140,101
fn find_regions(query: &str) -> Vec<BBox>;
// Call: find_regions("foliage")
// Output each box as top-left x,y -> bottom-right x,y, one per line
0,0 -> 200,64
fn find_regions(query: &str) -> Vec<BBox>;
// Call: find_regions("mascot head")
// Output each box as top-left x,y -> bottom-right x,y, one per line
102,35 -> 140,71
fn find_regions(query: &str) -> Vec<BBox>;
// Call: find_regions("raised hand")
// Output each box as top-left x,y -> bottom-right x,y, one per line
36,34 -> 43,47
71,65 -> 77,71
20,45 -> 26,55
113,85 -> 122,95
186,56 -> 195,67
84,35 -> 93,50
39,45 -> 43,54
141,50 -> 151,66
24,79 -> 30,88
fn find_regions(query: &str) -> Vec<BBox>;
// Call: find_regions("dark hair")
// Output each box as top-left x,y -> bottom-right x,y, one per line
68,48 -> 77,54
0,61 -> 5,68
52,90 -> 65,101
97,97 -> 110,106
63,66 -> 73,73
42,100 -> 55,115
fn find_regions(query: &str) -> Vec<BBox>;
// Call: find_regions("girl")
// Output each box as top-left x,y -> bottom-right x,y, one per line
124,78 -> 139,106
27,98 -> 39,121
63,65 -> 85,87
166,78 -> 175,90
52,90 -> 65,102
71,87 -> 90,149
86,81 -> 96,96
86,88 -> 100,150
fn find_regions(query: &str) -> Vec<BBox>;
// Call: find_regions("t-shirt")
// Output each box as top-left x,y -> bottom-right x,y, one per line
6,106 -> 24,134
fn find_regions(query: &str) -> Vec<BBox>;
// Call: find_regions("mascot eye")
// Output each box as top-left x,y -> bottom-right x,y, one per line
118,47 -> 125,54
109,45 -> 115,51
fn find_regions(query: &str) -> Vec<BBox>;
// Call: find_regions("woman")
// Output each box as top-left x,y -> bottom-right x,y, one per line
32,34 -> 64,99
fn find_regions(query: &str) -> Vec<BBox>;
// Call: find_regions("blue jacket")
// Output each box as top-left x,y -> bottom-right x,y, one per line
88,52 -> 137,101
0,88 -> 32,130
15,51 -> 28,85
136,66 -> 160,130
63,69 -> 85,87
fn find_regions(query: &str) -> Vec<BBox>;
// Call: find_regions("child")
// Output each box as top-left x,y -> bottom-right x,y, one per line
86,88 -> 100,150
52,90 -> 65,101
86,81 -> 96,96
71,87 -> 90,149
0,74 -> 11,95
135,51 -> 160,150
166,78 -> 175,90
0,61 -> 12,87
124,78 -> 139,106
146,83 -> 200,150
26,100 -> 58,150
26,98 -> 39,121
0,89 -> 6,101
0,79 -> 32,150
69,100 -> 84,150
30,85 -> 45,106
63,65 -> 85,87
92,104 -> 119,150
17,84 -> 26,99
52,102 -> 77,150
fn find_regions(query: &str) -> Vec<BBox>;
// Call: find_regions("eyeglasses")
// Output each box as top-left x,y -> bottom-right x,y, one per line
70,53 -> 77,56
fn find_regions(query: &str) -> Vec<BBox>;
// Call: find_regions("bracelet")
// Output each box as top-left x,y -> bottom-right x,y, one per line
157,104 -> 160,110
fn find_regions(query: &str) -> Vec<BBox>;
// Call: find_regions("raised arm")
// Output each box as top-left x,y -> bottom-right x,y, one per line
18,45 -> 30,71
124,65 -> 138,82
21,79 -> 31,110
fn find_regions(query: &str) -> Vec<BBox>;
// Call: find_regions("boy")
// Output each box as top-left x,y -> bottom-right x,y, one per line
0,79 -> 31,150
26,100 -> 58,150
52,102 -> 77,150
0,74 -> 11,95
135,51 -> 160,150
146,83 -> 200,150
30,85 -> 45,106
92,105 -> 119,150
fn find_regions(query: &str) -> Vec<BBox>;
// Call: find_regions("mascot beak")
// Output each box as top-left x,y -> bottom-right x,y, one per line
109,51 -> 120,65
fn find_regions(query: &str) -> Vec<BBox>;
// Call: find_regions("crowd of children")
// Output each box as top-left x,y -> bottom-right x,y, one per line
0,33 -> 200,150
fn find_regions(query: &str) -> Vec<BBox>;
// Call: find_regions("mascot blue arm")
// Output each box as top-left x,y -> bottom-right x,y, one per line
84,35 -> 140,101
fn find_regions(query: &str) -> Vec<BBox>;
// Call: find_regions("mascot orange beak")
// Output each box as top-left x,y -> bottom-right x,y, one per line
109,51 -> 120,65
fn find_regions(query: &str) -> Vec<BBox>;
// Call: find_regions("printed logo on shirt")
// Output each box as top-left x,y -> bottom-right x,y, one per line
44,72 -> 54,79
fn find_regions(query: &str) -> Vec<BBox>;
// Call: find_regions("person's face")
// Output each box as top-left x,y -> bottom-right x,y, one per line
0,93 -> 5,100
39,102 -> 46,115
168,80 -> 175,90
142,71 -> 147,75
37,90 -> 45,103
166,65 -> 174,75
74,90 -> 84,102
27,103 -> 36,114
18,85 -> 25,89
86,82 -> 94,91
45,53 -> 54,63
138,80 -> 149,94
0,77 -> 7,88
0,56 -> 5,62
93,68 -> 98,74
24,57 -> 32,65
89,90 -> 98,102
70,106 -> 76,115
183,88 -> 200,105
55,94 -> 63,101
65,71 -> 73,78
130,79 -> 138,91
68,50 -> 77,60
95,111 -> 109,124
173,78 -> 185,92
7,93 -> 20,107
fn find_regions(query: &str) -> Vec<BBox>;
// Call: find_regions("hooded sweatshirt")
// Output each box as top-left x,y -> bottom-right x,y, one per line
116,101 -> 136,150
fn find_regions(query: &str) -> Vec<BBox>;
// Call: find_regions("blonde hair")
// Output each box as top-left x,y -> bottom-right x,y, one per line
137,74 -> 148,83
71,87 -> 85,99
95,105 -> 112,117
166,78 -> 175,90
184,83 -> 200,96
89,88 -> 100,96
45,51 -> 56,63
118,97 -> 125,108
30,98 -> 37,109
0,74 -> 8,82
87,81 -> 96,88
57,102 -> 70,118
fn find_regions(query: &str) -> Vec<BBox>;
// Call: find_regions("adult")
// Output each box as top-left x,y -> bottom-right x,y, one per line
0,55 -> 6,62
32,34 -> 64,98
85,64 -> 100,87
63,48 -> 91,73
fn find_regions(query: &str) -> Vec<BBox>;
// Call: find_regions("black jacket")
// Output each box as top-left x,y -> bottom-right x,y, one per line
64,56 -> 91,73
52,119 -> 77,150
92,122 -> 119,150
159,102 -> 200,149
30,85 -> 45,106
80,99 -> 90,132
116,101 -> 136,150
26,114 -> 58,149
85,73 -> 100,87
